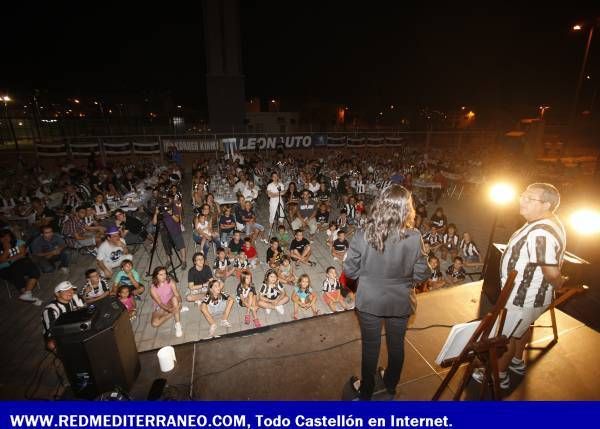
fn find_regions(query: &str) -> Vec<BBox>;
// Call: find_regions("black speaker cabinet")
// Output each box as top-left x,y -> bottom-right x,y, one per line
53,297 -> 140,399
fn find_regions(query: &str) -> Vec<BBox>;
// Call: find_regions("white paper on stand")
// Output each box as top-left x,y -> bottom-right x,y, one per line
435,320 -> 481,365
157,346 -> 176,372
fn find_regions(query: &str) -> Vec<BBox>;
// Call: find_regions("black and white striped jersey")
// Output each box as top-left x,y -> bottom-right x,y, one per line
41,296 -> 86,339
460,240 -> 480,257
500,215 -> 566,308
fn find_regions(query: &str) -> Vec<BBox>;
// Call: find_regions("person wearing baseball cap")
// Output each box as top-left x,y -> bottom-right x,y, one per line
96,226 -> 133,278
41,281 -> 85,351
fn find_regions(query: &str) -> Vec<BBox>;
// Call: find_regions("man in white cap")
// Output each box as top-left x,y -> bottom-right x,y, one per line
96,226 -> 132,278
41,281 -> 85,351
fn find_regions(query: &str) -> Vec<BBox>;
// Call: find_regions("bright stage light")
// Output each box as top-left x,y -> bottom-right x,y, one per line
489,183 -> 515,205
570,209 -> 600,235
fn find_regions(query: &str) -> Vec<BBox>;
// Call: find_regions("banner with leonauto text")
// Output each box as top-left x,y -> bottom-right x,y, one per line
235,135 -> 313,151
1,401 -> 598,429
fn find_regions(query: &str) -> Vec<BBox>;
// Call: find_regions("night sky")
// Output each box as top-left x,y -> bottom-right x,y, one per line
3,1 -> 599,120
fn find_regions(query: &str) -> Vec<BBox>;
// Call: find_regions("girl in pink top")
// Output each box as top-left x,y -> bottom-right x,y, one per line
118,285 -> 136,320
149,266 -> 183,338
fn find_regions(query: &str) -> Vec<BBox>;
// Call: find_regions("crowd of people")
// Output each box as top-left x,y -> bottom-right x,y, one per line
0,146 -> 486,350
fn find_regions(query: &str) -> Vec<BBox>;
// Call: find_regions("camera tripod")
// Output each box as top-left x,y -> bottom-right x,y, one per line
146,214 -> 183,282
267,185 -> 293,240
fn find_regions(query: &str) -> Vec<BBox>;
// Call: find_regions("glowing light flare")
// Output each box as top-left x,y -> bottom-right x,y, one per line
1,95 -> 11,102
466,110 -> 476,120
570,209 -> 600,235
489,183 -> 516,205
573,24 -> 582,31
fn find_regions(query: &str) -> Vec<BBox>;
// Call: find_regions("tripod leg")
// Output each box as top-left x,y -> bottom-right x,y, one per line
453,358 -> 477,400
146,220 -> 161,276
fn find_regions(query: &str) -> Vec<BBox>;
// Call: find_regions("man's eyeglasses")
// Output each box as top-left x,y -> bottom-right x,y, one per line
520,193 -> 545,203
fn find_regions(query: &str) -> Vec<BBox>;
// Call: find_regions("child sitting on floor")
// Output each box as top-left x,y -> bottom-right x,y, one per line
117,284 -> 136,320
242,237 -> 258,267
446,256 -> 467,285
277,254 -> 296,286
213,247 -> 235,280
322,266 -> 348,313
291,273 -> 319,320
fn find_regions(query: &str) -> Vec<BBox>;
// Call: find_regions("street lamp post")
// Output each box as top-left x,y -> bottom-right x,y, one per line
570,22 -> 597,132
2,96 -> 19,153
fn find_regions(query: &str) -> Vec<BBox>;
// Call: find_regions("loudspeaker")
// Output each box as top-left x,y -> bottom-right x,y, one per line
482,244 -> 503,304
54,297 -> 140,399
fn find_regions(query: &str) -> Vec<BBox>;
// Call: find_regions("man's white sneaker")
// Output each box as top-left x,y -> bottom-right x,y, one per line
265,308 -> 271,315
275,305 -> 285,315
508,358 -> 527,375
471,368 -> 510,389
220,319 -> 232,328
19,292 -> 42,306
60,267 -> 69,274
175,322 -> 183,338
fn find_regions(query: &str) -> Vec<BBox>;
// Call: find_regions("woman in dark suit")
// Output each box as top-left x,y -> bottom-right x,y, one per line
343,184 -> 430,400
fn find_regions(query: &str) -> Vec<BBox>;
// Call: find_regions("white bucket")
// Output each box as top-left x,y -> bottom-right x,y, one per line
157,346 -> 176,372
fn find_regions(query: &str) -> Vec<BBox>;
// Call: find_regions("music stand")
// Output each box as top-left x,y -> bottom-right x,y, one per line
432,270 -> 518,401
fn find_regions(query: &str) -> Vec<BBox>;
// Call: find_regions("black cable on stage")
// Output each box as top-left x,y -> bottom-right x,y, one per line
196,322 -> 455,379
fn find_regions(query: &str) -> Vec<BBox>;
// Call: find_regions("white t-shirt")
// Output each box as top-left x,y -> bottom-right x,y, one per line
96,239 -> 132,269
267,182 -> 284,202
308,182 -> 321,195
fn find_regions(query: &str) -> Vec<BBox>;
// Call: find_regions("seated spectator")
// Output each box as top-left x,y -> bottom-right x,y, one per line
218,206 -> 236,247
193,211 -> 217,257
42,281 -> 85,351
242,181 -> 259,202
240,200 -> 266,244
430,207 -> 448,232
200,279 -> 234,338
292,273 -> 319,319
315,203 -> 330,232
149,266 -> 183,338
242,237 -> 258,267
29,197 -> 58,238
96,226 -> 132,278
275,224 -> 291,249
460,232 -> 482,266
30,225 -> 70,274
277,254 -> 296,286
322,266 -> 348,312
345,195 -> 358,225
113,259 -> 145,297
257,269 -> 289,315
187,252 -> 214,302
118,285 -> 136,320
121,170 -> 137,193
441,223 -> 460,261
423,228 -> 443,252
284,182 -> 301,204
81,268 -> 111,304
266,237 -> 284,269
295,190 -> 318,237
289,229 -> 315,267
62,205 -> 99,249
446,256 -> 467,285
62,184 -> 82,208
0,228 -> 42,305
331,230 -> 349,261
213,247 -> 234,280
236,270 -> 260,327
227,230 -> 244,257
426,256 -> 446,290
93,193 -> 110,221
326,222 -> 340,248
115,209 -> 146,245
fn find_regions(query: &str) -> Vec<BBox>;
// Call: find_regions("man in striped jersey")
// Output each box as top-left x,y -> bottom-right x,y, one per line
42,281 -> 86,352
473,183 -> 567,389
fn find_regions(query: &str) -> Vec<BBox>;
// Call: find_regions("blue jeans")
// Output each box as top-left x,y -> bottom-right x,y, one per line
356,310 -> 409,400
35,250 -> 70,273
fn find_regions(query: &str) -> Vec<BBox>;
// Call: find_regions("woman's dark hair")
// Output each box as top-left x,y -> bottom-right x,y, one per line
151,266 -> 170,287
239,269 -> 252,286
364,184 -> 415,252
263,268 -> 278,284
0,229 -> 17,248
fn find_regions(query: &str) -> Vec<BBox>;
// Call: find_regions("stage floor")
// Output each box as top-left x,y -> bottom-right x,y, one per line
130,281 -> 600,400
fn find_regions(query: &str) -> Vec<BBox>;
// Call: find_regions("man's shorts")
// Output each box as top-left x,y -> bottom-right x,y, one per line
502,302 -> 548,338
